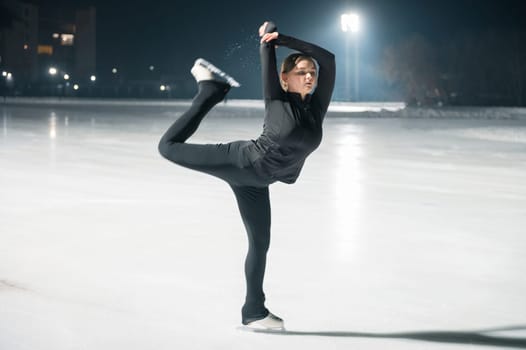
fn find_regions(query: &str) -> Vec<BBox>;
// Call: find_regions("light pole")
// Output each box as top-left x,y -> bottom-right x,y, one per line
48,67 -> 59,95
341,13 -> 360,101
112,67 -> 119,97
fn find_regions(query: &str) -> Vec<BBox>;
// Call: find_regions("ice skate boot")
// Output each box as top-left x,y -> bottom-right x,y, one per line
192,58 -> 241,88
190,60 -> 214,82
244,312 -> 285,331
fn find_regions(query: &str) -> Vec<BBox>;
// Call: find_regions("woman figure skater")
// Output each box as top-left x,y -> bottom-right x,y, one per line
158,21 -> 335,330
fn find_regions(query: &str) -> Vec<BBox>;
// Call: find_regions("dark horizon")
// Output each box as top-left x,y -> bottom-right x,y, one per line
2,0 -> 526,104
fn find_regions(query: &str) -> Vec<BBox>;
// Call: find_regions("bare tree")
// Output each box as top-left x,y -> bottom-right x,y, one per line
382,29 -> 526,106
381,34 -> 444,106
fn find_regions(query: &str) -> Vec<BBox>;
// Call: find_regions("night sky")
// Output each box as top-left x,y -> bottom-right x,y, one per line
35,0 -> 526,99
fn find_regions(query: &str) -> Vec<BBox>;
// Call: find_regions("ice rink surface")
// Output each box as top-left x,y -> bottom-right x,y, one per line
1,101 -> 526,350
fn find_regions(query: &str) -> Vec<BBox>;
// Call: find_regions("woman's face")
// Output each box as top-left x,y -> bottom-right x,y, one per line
282,59 -> 317,98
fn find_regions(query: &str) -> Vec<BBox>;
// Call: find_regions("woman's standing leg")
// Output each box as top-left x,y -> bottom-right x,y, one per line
230,185 -> 272,324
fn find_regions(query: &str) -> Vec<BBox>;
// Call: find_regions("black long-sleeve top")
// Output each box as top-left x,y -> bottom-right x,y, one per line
243,24 -> 336,184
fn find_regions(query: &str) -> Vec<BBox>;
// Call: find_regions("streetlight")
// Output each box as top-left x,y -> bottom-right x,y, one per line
90,75 -> 96,82
49,67 -> 58,75
341,12 -> 361,101
64,74 -> 70,80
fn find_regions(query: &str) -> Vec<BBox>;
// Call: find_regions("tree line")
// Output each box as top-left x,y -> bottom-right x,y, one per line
381,29 -> 526,106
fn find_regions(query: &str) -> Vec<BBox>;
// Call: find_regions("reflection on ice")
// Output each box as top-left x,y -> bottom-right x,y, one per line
332,125 -> 364,263
49,112 -> 57,139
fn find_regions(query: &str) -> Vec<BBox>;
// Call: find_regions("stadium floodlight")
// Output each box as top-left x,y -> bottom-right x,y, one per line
341,13 -> 360,33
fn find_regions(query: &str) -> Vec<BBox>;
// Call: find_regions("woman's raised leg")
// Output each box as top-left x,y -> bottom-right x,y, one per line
158,80 -> 230,149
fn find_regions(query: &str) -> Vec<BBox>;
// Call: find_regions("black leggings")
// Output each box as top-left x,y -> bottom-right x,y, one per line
158,81 -> 271,324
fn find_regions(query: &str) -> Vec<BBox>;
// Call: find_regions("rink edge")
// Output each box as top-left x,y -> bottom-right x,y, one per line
2,97 -> 526,119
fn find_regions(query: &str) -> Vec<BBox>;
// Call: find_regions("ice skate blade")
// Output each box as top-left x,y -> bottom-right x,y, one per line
195,58 -> 241,88
237,325 -> 286,333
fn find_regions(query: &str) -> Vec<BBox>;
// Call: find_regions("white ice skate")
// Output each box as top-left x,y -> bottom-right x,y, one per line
243,312 -> 285,331
190,60 -> 213,82
191,58 -> 241,87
